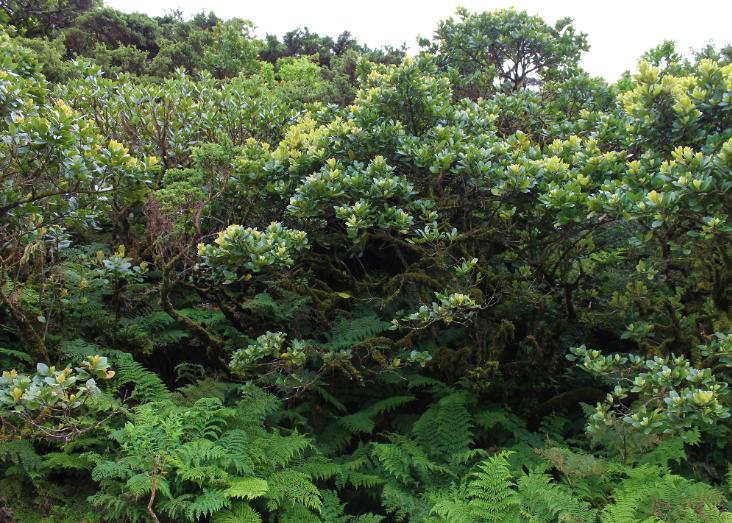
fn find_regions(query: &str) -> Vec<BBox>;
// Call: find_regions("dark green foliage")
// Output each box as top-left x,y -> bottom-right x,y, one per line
2,5 -> 732,523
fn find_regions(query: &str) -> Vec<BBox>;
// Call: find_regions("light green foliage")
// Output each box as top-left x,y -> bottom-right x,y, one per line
3,6 -> 732,523
88,387 -> 330,522
197,222 -> 308,281
421,7 -> 589,97
569,345 -> 731,435
287,155 -> 439,242
202,19 -> 263,79
429,451 -> 596,523
0,356 -> 113,440
229,331 -> 309,374
396,291 -> 481,328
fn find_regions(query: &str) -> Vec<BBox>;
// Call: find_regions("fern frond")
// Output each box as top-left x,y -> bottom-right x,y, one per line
338,412 -> 376,435
467,452 -> 521,523
414,391 -> 473,459
126,473 -> 152,498
313,385 -> 348,413
91,460 -> 133,482
322,311 -> 390,351
113,353 -> 171,402
186,489 -> 231,521
223,477 -> 268,500
88,492 -> 148,522
379,481 -> 427,521
371,442 -> 413,485
236,385 -> 282,427
182,397 -> 232,440
160,494 -> 194,522
430,485 -> 473,523
41,451 -> 92,471
255,431 -> 313,469
174,378 -> 233,405
292,455 -> 341,481
0,440 -> 42,471
212,501 -> 262,523
217,429 -> 254,475
266,469 -> 322,512
639,434 -> 688,467
364,395 -> 415,416
175,439 -> 228,468
474,408 -> 542,447
177,465 -> 230,487
517,468 -> 596,523
0,347 -> 33,365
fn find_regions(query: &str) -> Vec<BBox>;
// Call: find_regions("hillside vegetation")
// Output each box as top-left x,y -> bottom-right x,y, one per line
2,2 -> 732,522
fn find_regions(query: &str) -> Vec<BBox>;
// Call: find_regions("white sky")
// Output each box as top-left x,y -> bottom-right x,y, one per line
106,0 -> 732,81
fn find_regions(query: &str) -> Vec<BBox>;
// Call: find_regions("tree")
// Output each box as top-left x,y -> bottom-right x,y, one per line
420,7 -> 589,98
0,0 -> 99,37
202,18 -> 263,79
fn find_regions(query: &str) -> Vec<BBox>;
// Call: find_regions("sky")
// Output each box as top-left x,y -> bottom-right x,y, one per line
106,0 -> 732,81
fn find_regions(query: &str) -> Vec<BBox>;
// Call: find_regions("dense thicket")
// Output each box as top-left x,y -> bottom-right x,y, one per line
2,3 -> 732,522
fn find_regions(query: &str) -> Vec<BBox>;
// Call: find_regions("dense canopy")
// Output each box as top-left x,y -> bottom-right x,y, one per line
1,3 -> 732,522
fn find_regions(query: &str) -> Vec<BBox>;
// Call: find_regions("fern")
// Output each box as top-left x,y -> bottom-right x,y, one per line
175,439 -> 228,468
160,494 -> 195,522
321,310 -> 391,351
335,395 -> 415,441
639,429 -> 699,468
126,473 -> 152,498
473,408 -> 543,447
292,455 -> 342,481
313,384 -> 348,413
212,501 -> 262,523
181,397 -> 231,439
0,346 -> 33,365
111,353 -> 171,402
466,452 -> 521,523
61,339 -> 170,402
0,440 -> 42,472
174,377 -> 234,405
338,412 -> 376,435
252,431 -> 313,469
413,391 -> 473,460
186,489 -> 231,521
600,464 -> 729,522
40,451 -> 93,471
266,469 -> 323,512
119,309 -> 188,348
379,481 -> 428,521
88,492 -> 148,522
216,429 -> 255,475
430,485 -> 474,523
223,476 -> 268,500
372,433 -> 448,486
517,468 -> 596,522
91,461 -> 133,482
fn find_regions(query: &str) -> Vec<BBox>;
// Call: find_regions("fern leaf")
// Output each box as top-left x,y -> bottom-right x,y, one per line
467,452 -> 521,523
338,412 -> 376,435
266,469 -> 322,513
212,501 -> 262,523
517,469 -> 596,523
414,391 -> 473,459
0,440 -> 42,471
91,461 -> 133,482
114,354 -> 171,402
223,477 -> 268,500
126,473 -> 152,498
186,489 -> 231,521
0,347 -> 33,364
